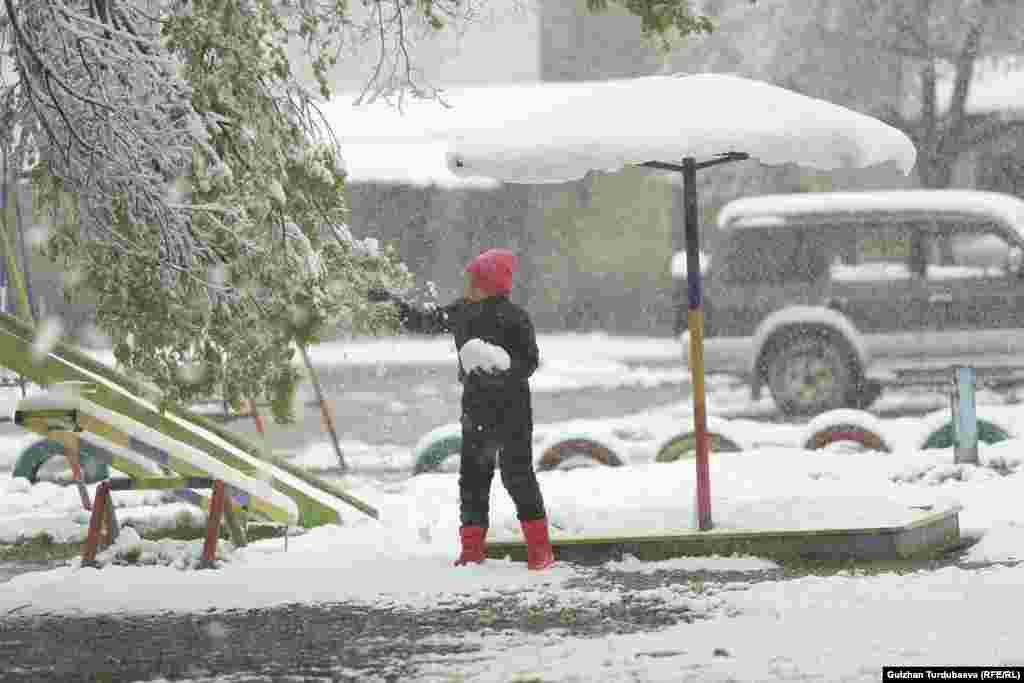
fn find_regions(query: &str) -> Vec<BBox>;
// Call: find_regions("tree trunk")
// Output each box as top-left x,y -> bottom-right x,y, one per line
916,152 -> 954,189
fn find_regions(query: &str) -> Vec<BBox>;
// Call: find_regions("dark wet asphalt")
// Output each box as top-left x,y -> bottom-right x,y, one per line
1,566 -> 746,683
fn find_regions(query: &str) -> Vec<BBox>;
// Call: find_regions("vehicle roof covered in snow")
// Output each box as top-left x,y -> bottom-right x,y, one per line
717,190 -> 1024,236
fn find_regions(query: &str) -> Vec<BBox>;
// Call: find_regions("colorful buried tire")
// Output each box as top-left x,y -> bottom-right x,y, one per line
801,408 -> 892,452
12,439 -> 111,484
920,418 -> 1012,450
655,431 -> 743,463
412,423 -> 463,475
537,436 -> 622,471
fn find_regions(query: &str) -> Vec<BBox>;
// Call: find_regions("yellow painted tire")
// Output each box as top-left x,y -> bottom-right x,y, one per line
655,432 -> 743,463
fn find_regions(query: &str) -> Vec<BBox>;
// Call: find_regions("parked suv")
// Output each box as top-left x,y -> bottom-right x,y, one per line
675,190 -> 1024,416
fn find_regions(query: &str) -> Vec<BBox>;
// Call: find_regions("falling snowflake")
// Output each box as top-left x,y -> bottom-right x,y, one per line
208,264 -> 230,288
25,226 -> 50,248
31,317 -> 64,363
176,361 -> 207,386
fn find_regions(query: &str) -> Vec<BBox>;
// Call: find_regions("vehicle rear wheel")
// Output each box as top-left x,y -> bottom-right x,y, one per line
767,335 -> 853,417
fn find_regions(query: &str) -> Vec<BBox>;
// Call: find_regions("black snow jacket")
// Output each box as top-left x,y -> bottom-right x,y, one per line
396,295 -> 540,434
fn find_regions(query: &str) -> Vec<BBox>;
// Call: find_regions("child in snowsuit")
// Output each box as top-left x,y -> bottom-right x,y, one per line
369,249 -> 555,570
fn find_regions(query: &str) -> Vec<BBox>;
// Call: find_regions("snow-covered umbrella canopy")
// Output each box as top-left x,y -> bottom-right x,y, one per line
432,73 -> 917,184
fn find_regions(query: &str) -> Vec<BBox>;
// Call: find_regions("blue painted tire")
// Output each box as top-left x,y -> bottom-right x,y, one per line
12,439 -> 110,484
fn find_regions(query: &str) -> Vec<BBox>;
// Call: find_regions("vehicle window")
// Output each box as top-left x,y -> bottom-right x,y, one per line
717,229 -> 826,284
924,229 -> 1016,280
828,224 -> 913,283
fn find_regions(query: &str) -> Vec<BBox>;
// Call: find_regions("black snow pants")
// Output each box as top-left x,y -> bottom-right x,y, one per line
459,417 -> 546,528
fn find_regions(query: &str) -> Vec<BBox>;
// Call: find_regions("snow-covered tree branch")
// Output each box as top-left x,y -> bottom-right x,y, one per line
1,0 -> 415,420
0,0 -> 721,420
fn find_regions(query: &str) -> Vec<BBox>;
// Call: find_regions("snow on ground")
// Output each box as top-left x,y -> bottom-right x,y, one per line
415,563 -> 1024,682
309,333 -> 690,393
530,357 -> 690,392
3,336 -> 1024,680
296,333 -> 682,368
76,333 -> 687,394
604,554 -> 779,574
290,438 -> 411,475
70,332 -> 1024,404
0,475 -> 203,545
0,430 -> 45,471
2,398 -> 1022,610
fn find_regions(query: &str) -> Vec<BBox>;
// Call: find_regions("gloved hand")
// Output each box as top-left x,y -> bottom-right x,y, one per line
367,287 -> 394,303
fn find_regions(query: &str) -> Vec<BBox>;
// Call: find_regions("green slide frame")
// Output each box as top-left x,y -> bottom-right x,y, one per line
0,312 -> 374,527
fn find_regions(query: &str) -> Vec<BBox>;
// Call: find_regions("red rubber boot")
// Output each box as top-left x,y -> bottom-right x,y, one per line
520,518 -> 555,570
455,525 -> 487,566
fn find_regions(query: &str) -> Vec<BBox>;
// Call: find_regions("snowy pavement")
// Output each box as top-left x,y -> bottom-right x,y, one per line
2,334 -> 1024,680
3,403 -> 1024,679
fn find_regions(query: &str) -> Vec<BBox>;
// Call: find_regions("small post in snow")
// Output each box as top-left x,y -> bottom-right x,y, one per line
951,366 -> 978,465
297,344 -> 348,473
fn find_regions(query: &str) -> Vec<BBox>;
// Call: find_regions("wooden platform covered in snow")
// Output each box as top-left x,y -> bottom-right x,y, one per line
487,506 -> 962,565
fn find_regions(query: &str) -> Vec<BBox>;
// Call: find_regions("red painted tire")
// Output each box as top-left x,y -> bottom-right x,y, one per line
537,437 -> 622,471
803,424 -> 891,452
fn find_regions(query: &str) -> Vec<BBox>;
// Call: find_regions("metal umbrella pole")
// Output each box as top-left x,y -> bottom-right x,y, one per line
643,152 -> 748,531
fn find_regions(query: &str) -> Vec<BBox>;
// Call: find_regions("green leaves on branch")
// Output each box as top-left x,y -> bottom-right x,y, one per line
585,0 -> 717,52
21,0 -> 411,424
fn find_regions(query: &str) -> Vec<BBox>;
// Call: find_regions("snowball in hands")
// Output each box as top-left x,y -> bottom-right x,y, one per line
459,338 -> 511,374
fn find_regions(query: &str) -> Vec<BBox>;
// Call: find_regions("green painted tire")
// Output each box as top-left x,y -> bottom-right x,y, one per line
12,439 -> 110,484
921,419 -> 1012,450
537,437 -> 622,471
412,434 -> 463,475
655,432 -> 743,463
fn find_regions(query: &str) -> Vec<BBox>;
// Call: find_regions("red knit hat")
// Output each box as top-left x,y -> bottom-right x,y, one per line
466,249 -> 518,296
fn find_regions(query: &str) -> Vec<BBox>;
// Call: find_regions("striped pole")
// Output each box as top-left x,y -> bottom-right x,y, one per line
682,157 -> 712,531
298,344 -> 348,473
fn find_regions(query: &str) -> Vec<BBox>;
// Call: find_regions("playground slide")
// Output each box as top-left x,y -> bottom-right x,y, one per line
16,386 -> 300,525
0,312 -> 376,526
